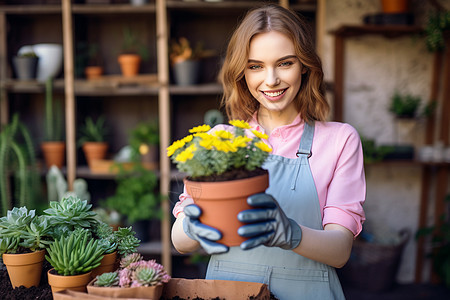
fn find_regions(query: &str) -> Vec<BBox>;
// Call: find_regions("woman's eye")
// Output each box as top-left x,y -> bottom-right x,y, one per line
279,61 -> 294,67
248,64 -> 262,70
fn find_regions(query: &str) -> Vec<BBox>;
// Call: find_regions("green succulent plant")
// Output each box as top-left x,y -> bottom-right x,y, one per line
114,227 -> 140,257
77,116 -> 109,146
389,92 -> 422,119
0,207 -> 51,254
44,195 -> 98,239
133,264 -> 163,286
45,228 -> 104,276
95,272 -> 119,287
119,252 -> 142,269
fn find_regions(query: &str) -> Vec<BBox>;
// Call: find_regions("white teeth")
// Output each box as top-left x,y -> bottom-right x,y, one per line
263,90 -> 285,97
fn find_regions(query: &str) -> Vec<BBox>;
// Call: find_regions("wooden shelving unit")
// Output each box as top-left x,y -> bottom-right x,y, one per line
0,0 -> 317,275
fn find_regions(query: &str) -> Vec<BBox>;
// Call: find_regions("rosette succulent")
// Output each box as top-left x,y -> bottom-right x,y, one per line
95,272 -> 119,287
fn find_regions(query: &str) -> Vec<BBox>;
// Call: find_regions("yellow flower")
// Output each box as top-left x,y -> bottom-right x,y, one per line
251,130 -> 268,140
181,134 -> 193,143
229,120 -> 251,129
175,144 -> 197,162
167,139 -> 186,157
232,136 -> 251,148
199,137 -> 215,150
214,139 -> 237,152
254,141 -> 272,153
215,130 -> 234,139
189,124 -> 211,133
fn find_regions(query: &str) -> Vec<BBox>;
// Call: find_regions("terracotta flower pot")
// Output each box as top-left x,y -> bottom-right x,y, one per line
2,250 -> 45,288
47,268 -> 92,293
118,54 -> 141,77
84,66 -> 103,80
41,141 -> 65,169
87,279 -> 163,299
381,0 -> 409,14
90,251 -> 118,279
184,172 -> 269,246
82,142 -> 109,169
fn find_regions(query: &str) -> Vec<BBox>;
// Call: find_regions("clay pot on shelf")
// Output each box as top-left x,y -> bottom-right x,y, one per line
118,54 -> 141,77
41,141 -> 66,169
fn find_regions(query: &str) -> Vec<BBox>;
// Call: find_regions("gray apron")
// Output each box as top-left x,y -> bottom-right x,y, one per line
205,122 -> 346,300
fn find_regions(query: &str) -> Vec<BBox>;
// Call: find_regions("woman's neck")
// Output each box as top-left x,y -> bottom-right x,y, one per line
257,108 -> 298,135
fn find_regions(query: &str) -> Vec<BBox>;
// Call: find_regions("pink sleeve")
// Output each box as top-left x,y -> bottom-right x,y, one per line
172,186 -> 194,218
322,124 -> 366,237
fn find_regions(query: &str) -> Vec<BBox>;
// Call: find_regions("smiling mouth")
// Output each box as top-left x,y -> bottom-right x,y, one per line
262,89 -> 287,97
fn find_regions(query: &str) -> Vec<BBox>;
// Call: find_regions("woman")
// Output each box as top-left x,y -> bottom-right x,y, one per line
171,4 -> 365,299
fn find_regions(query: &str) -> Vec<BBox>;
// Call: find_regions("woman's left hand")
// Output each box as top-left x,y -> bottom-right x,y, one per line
237,193 -> 302,250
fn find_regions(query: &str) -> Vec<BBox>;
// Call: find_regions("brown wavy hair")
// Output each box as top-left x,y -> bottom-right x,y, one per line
219,4 -> 329,123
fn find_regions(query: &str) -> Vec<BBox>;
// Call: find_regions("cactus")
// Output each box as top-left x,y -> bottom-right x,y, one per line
95,272 -> 119,287
45,228 -> 104,276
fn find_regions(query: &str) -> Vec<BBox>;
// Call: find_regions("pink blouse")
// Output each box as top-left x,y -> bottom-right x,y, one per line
172,114 -> 366,237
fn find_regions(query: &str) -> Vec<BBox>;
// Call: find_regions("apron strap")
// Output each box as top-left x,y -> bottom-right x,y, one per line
291,121 -> 315,190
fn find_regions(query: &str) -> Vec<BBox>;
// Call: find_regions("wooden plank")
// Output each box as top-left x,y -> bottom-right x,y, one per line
439,35 -> 450,145
0,12 -> 8,126
156,0 -> 172,275
62,0 -> 76,190
425,51 -> 442,145
333,34 -> 344,121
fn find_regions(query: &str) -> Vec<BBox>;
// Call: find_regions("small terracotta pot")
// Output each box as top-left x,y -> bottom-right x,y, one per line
184,172 -> 269,246
381,0 -> 409,14
47,268 -> 92,293
85,66 -> 103,80
118,54 -> 141,77
90,251 -> 118,279
82,142 -> 109,169
41,141 -> 65,169
87,279 -> 163,299
2,250 -> 45,288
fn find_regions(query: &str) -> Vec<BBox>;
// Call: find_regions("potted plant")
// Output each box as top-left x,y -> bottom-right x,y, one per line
84,43 -> 103,80
0,207 -> 52,288
167,120 -> 272,246
425,9 -> 450,52
78,115 -> 109,169
118,27 -> 149,77
129,121 -> 159,167
12,50 -> 39,81
41,77 -> 65,169
169,37 -> 215,86
91,223 -> 141,278
87,253 -> 170,299
0,114 -> 41,217
46,228 -> 104,293
104,164 -> 161,242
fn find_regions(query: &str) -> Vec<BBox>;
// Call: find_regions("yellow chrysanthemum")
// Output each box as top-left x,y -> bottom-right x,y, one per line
214,140 -> 237,152
251,130 -> 268,140
189,124 -> 211,133
229,120 -> 251,129
199,137 -> 215,150
167,139 -> 186,157
181,134 -> 193,143
254,141 -> 272,153
232,136 -> 251,148
175,144 -> 197,162
215,130 -> 234,139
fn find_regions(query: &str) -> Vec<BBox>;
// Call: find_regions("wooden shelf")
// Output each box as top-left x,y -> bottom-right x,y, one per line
0,5 -> 61,14
330,24 -> 423,38
72,4 -> 156,14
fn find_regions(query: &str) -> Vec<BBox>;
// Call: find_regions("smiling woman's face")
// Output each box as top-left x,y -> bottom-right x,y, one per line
244,31 -> 304,119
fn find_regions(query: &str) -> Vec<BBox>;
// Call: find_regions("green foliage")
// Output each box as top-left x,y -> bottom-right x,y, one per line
129,121 -> 159,161
104,164 -> 161,224
77,116 -> 109,146
389,92 -> 422,118
425,10 -> 450,52
119,252 -> 142,269
0,207 -> 52,254
134,264 -> 162,286
95,272 -> 119,287
360,136 -> 394,164
120,27 -> 149,61
0,114 -> 41,215
416,195 -> 450,287
114,227 -> 140,257
44,78 -> 64,141
45,228 -> 104,276
44,195 -> 98,239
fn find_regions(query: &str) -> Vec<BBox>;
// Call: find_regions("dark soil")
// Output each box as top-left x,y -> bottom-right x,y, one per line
0,260 -> 53,300
189,167 -> 268,182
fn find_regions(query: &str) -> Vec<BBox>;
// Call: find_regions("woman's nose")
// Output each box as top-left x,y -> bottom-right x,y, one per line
265,69 -> 280,87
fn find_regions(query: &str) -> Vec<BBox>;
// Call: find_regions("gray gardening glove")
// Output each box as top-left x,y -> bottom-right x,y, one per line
183,204 -> 229,254
237,193 -> 302,251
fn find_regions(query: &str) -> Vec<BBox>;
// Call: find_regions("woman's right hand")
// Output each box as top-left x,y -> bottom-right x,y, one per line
183,204 -> 229,254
